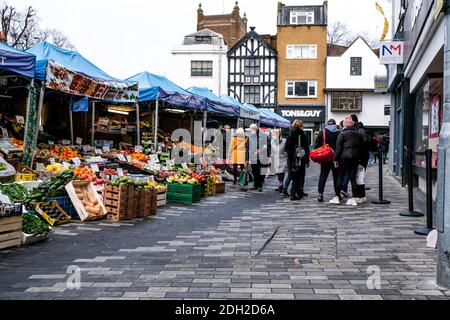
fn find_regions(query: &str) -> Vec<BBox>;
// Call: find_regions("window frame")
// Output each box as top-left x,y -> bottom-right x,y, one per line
290,11 -> 314,25
191,60 -> 213,77
285,80 -> 318,98
330,91 -> 363,112
286,44 -> 318,59
350,57 -> 362,76
244,86 -> 261,104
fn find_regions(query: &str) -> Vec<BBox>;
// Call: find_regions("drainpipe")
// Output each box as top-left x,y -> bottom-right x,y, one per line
437,6 -> 450,289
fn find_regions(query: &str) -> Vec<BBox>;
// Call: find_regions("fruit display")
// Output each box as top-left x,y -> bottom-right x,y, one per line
45,163 -> 70,174
71,182 -> 105,219
166,174 -> 198,185
131,152 -> 149,162
188,172 -> 206,183
147,181 -> 167,192
51,146 -> 83,161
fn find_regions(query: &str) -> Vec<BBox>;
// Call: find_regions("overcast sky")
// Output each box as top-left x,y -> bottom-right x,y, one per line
10,0 -> 392,80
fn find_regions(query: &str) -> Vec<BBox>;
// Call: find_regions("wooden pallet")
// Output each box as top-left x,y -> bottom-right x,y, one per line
0,216 -> 22,250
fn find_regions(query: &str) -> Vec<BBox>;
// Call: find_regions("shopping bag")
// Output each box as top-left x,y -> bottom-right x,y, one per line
238,167 -> 249,187
310,129 -> 335,163
356,165 -> 365,185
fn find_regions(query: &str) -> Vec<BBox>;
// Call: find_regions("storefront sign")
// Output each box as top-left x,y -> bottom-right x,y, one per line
46,60 -> 138,102
380,41 -> 404,64
430,96 -> 440,138
374,77 -> 389,93
278,106 -> 325,122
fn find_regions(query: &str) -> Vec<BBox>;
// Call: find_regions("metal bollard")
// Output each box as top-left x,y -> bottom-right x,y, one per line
372,148 -> 391,205
415,149 -> 435,236
400,147 -> 424,217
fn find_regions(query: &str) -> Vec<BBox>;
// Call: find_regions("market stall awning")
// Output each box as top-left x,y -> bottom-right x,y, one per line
259,109 -> 291,129
245,104 -> 277,127
0,42 -> 36,78
126,72 -> 206,111
187,87 -> 240,117
219,95 -> 261,121
27,41 -> 138,102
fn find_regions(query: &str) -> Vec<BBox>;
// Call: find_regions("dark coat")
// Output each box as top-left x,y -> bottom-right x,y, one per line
287,127 -> 310,169
380,136 -> 390,153
333,127 -> 364,162
314,127 -> 340,151
355,122 -> 370,167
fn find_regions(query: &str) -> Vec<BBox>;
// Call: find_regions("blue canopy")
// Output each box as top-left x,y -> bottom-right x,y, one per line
220,95 -> 261,121
187,87 -> 240,117
126,72 -> 206,111
245,104 -> 277,127
0,42 -> 35,78
27,41 -> 120,81
259,109 -> 291,129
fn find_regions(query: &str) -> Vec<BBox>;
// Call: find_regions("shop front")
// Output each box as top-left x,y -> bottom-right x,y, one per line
277,105 -> 325,146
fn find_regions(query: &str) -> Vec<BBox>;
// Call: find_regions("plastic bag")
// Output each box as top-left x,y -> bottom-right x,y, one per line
356,165 -> 365,186
0,157 -> 16,178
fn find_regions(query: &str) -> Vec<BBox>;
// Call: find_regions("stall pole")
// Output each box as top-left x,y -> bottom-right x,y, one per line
91,101 -> 96,146
31,85 -> 46,167
203,110 -> 207,149
23,79 -> 35,153
136,102 -> 141,146
69,110 -> 74,145
414,149 -> 435,236
154,100 -> 159,147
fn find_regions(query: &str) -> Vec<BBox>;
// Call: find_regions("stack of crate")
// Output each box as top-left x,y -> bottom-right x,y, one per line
167,183 -> 202,204
134,189 -> 147,218
104,184 -> 135,221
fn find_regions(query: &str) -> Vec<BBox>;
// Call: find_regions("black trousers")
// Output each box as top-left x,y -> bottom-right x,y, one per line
289,164 -> 306,197
318,162 -> 340,196
336,159 -> 359,198
251,163 -> 265,189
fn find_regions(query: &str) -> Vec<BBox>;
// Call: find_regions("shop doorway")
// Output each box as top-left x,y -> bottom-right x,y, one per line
303,129 -> 313,148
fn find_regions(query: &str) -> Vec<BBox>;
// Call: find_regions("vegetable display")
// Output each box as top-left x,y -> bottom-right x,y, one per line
0,183 -> 30,203
0,163 -> 6,171
22,214 -> 50,236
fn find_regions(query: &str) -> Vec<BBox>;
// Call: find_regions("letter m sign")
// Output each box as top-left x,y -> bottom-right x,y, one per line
380,41 -> 404,65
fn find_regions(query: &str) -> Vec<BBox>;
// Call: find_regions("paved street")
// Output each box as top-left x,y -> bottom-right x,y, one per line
0,164 -> 449,300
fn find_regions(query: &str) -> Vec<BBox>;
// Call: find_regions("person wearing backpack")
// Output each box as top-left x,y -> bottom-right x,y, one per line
287,120 -> 310,201
314,119 -> 341,203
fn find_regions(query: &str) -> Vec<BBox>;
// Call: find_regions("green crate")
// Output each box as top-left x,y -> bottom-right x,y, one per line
167,183 -> 202,195
167,192 -> 201,204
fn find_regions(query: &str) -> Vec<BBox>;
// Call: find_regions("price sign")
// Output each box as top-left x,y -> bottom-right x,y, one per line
62,161 -> 71,167
62,139 -> 71,145
135,145 -> 143,153
48,141 -> 55,146
83,145 -> 91,152
1,127 -> 9,138
36,163 -> 45,172
117,154 -> 127,162
49,158 -> 56,164
102,146 -> 110,152
181,163 -> 188,170
76,137 -> 83,145
149,154 -> 159,163
148,176 -> 155,183
71,158 -> 81,167
15,115 -> 25,124
95,149 -> 103,155
117,168 -> 124,177
90,164 -> 100,173
126,155 -> 132,163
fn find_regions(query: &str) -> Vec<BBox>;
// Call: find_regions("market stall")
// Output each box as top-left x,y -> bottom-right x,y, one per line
219,95 -> 261,129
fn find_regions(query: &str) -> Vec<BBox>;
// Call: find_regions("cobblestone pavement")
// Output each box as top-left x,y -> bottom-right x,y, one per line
0,164 -> 449,300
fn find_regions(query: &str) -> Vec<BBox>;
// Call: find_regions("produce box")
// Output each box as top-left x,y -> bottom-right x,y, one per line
66,181 -> 107,222
104,184 -> 135,221
157,190 -> 167,207
48,196 -> 77,218
215,182 -> 226,194
167,183 -> 202,196
35,201 -> 72,226
15,173 -> 37,182
0,215 -> 22,250
22,232 -> 48,245
167,192 -> 201,204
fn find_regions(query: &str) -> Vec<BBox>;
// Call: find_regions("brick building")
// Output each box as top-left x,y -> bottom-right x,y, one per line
197,1 -> 248,48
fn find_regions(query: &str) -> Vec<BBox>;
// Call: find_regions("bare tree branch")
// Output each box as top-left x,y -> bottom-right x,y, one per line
327,21 -> 352,46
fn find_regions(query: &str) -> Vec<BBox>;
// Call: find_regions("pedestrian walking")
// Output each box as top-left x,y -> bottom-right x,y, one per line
380,134 -> 390,164
331,116 -> 364,206
287,120 -> 310,201
228,128 -> 248,185
315,119 -> 341,203
351,114 -> 371,204
269,129 -> 288,193
248,124 -> 270,192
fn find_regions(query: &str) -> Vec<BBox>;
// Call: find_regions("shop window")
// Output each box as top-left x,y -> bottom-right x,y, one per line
191,61 -> 213,77
286,81 -> 317,98
244,86 -> 261,104
331,92 -> 363,112
350,57 -> 362,76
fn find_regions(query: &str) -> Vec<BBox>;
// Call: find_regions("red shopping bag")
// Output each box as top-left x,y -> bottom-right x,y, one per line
310,129 -> 335,163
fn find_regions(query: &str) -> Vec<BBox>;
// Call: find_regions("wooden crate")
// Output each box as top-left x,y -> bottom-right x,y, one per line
0,216 -> 22,250
66,181 -> 107,222
215,182 -> 226,194
104,184 -> 135,221
157,190 -> 167,207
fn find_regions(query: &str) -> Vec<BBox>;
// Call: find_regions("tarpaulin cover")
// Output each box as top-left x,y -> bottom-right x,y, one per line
259,109 -> 291,129
0,42 -> 36,78
69,96 -> 89,112
187,87 -> 240,117
220,95 -> 260,121
27,41 -> 121,81
126,72 -> 207,111
244,104 -> 276,127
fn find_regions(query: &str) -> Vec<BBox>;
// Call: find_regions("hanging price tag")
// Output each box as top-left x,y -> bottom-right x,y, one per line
49,158 -> 56,164
1,127 -> 9,138
181,163 -> 188,170
83,145 -> 91,152
76,137 -> 83,145
95,149 -> 103,155
62,139 -> 71,145
36,163 -> 45,172
90,164 -> 100,173
15,115 -> 25,124
71,158 -> 81,167
117,154 -> 127,162
117,168 -> 124,177
155,164 -> 161,171
126,155 -> 132,163
48,141 -> 55,146
102,146 -> 110,152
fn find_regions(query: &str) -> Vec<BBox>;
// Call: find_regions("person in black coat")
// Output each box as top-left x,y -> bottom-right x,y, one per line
248,124 -> 270,192
314,119 -> 341,203
331,116 -> 364,206
380,134 -> 390,164
351,115 -> 371,202
287,120 -> 310,201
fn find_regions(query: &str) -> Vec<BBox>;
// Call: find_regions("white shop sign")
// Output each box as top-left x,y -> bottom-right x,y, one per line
380,41 -> 404,65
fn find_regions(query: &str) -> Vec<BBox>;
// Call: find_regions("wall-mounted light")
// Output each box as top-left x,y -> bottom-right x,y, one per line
108,109 -> 129,115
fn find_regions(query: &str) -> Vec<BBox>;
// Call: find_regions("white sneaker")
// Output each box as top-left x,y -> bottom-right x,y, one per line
346,198 -> 358,206
356,197 -> 366,204
329,196 -> 341,205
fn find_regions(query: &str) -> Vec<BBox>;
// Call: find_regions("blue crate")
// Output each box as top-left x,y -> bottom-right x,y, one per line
47,196 -> 77,218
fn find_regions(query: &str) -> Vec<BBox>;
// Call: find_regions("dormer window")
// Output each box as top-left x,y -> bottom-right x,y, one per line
195,36 -> 211,44
290,11 -> 314,25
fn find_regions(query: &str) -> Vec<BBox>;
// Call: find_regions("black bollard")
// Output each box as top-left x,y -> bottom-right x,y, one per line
372,149 -> 391,205
415,149 -> 435,236
400,147 -> 424,217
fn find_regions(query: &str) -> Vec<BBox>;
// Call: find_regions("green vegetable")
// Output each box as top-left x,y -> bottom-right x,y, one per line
0,163 -> 6,171
22,214 -> 50,236
0,183 -> 30,203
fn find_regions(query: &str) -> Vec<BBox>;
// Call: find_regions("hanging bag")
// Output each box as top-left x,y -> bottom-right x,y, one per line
292,135 -> 306,172
238,164 -> 249,187
310,129 -> 335,163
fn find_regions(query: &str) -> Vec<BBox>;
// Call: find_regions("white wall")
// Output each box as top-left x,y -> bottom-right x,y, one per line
168,44 -> 228,96
327,92 -> 391,128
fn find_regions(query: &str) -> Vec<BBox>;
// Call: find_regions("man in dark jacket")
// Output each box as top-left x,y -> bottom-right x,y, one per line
351,115 -> 371,203
331,116 -> 364,206
380,134 -> 390,164
287,120 -> 310,201
315,119 -> 341,203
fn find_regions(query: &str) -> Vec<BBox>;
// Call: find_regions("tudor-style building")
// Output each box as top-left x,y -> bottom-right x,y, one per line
227,27 -> 277,110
